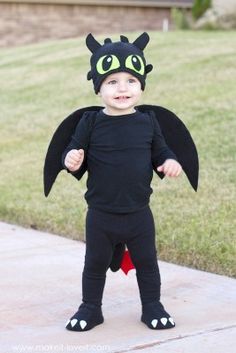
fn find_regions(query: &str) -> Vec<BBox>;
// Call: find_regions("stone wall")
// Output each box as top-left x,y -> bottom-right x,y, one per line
213,0 -> 236,15
0,2 -> 174,47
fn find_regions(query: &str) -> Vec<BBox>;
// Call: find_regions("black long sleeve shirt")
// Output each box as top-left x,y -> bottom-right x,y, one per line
62,109 -> 177,213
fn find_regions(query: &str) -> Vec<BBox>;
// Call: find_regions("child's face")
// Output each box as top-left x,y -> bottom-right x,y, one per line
98,72 -> 142,115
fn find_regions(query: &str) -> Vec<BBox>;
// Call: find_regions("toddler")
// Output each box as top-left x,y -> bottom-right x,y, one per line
62,32 -> 182,332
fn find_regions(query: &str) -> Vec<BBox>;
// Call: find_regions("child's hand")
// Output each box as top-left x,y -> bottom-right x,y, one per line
64,149 -> 84,172
157,159 -> 182,177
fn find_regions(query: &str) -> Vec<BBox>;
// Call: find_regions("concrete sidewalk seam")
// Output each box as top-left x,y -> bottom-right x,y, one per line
113,324 -> 236,353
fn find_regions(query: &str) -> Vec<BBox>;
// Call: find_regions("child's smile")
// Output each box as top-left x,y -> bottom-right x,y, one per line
114,95 -> 131,104
115,96 -> 130,100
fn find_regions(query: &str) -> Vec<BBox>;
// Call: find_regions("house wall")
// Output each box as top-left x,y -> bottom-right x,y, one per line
0,2 -> 189,47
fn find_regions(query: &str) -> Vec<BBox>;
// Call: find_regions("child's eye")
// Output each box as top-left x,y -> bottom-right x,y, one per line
128,78 -> 136,83
108,80 -> 117,85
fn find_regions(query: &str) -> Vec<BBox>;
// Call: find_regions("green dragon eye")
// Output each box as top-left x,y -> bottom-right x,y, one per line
96,55 -> 120,74
125,55 -> 145,75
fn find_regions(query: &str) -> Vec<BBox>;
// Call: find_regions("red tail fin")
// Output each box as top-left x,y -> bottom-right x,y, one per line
120,250 -> 135,275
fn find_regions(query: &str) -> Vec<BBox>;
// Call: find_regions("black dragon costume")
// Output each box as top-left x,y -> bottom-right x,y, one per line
44,32 -> 198,332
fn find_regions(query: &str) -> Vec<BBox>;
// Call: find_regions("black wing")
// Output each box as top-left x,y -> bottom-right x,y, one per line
43,106 -> 102,197
44,104 -> 199,196
137,104 -> 199,191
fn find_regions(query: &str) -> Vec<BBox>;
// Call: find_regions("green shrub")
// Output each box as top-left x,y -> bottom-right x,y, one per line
192,0 -> 212,20
171,8 -> 190,29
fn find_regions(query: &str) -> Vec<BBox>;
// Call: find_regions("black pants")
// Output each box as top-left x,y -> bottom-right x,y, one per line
82,206 -> 161,306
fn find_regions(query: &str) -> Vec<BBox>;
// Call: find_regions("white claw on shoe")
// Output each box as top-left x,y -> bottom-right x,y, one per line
151,319 -> 158,328
160,317 -> 168,326
169,317 -> 175,326
80,320 -> 87,330
70,319 -> 78,327
65,320 -> 70,327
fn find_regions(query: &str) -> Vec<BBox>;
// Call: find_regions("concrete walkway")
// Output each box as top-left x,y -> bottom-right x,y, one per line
0,222 -> 235,353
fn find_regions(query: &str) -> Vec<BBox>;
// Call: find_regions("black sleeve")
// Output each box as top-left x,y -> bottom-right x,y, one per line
61,112 -> 91,172
151,114 -> 177,168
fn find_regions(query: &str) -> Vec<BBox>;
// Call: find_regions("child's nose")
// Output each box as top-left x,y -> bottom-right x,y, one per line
118,81 -> 128,92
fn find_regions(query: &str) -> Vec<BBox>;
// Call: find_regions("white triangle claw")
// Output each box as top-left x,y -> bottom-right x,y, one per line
160,317 -> 168,326
80,320 -> 87,330
70,319 -> 78,327
151,319 -> 158,328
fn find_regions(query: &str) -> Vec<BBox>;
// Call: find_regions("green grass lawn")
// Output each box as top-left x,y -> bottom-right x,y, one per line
0,31 -> 235,277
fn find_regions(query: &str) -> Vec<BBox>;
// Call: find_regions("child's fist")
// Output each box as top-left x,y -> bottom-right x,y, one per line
64,149 -> 84,172
157,159 -> 182,177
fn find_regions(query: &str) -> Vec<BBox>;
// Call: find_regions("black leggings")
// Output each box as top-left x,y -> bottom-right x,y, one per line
82,206 -> 161,306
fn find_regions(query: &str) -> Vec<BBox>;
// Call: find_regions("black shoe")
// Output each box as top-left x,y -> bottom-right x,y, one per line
141,300 -> 175,330
66,303 -> 104,331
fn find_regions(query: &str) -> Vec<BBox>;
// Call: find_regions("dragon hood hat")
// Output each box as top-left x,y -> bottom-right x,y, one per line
86,32 -> 153,94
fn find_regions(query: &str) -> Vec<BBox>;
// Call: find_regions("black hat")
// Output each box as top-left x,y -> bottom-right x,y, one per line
86,32 -> 153,94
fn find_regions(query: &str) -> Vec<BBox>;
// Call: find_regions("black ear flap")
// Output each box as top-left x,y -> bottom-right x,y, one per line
86,33 -> 102,53
145,64 -> 153,74
133,32 -> 150,51
120,35 -> 129,43
87,71 -> 92,80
